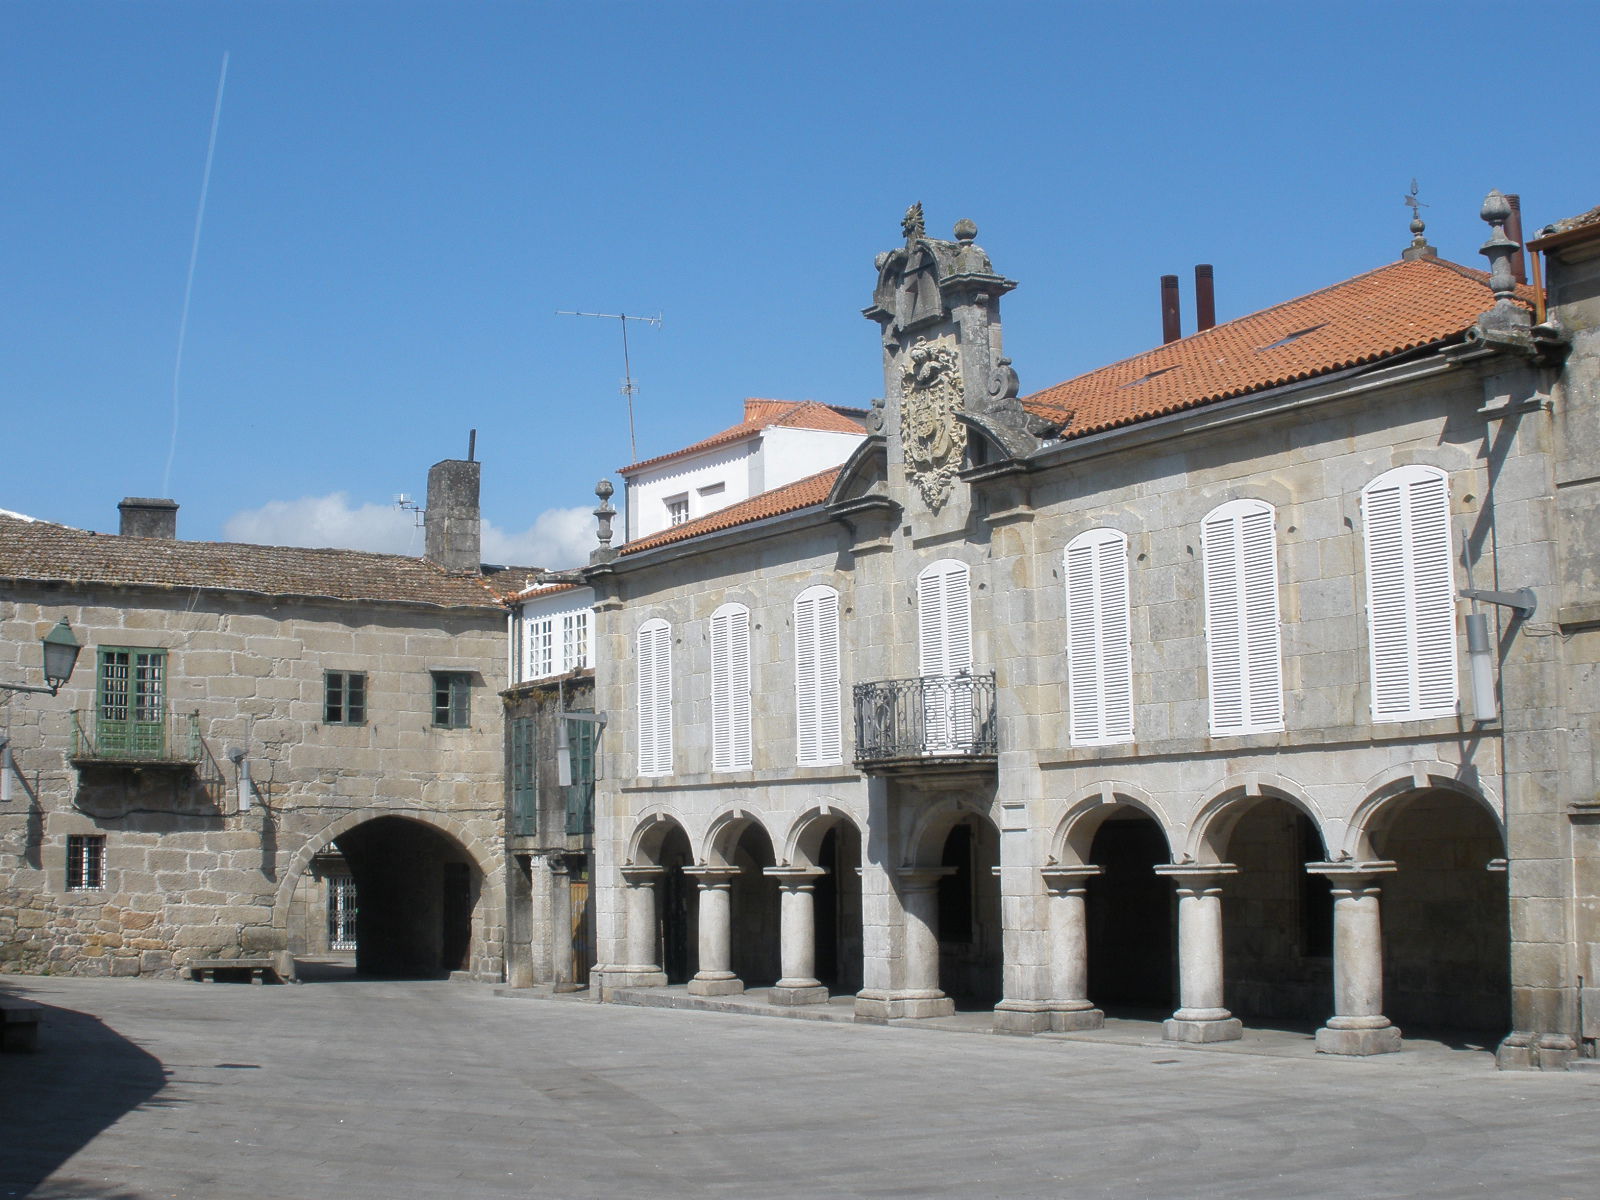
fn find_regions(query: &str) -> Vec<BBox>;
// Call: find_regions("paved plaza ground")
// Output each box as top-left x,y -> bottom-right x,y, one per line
2,973 -> 1598,1199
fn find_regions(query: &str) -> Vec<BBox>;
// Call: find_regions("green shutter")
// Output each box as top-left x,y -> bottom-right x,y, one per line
510,717 -> 537,836
565,712 -> 595,836
97,648 -> 167,755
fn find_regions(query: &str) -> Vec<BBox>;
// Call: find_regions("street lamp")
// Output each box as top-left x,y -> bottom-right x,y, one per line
2,618 -> 82,696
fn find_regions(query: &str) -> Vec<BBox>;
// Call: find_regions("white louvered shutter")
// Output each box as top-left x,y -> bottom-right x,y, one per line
636,619 -> 672,775
1065,530 -> 1133,745
711,604 -> 752,770
918,560 -> 973,750
1203,500 -> 1283,736
794,586 -> 842,766
1363,466 -> 1457,721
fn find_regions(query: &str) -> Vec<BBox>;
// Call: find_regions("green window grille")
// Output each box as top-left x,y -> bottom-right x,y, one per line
324,671 -> 367,725
510,716 -> 537,837
565,711 -> 596,837
96,648 -> 167,756
432,672 -> 471,728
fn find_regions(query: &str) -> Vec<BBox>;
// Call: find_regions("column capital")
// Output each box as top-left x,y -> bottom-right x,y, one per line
895,865 -> 958,889
682,866 -> 738,886
1041,864 -> 1103,890
764,866 -> 828,881
1153,863 -> 1238,888
620,865 -> 665,885
1306,860 -> 1396,883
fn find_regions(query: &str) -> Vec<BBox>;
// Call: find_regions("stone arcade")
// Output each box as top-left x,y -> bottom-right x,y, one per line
585,196 -> 1600,1068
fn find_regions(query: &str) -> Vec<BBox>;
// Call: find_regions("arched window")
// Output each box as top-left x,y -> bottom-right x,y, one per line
636,618 -> 673,776
1201,499 -> 1283,736
1064,529 -> 1133,745
918,559 -> 973,749
1362,465 -> 1457,722
794,585 -> 842,766
710,603 -> 752,771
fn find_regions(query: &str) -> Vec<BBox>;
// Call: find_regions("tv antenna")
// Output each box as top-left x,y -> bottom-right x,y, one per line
556,309 -> 662,461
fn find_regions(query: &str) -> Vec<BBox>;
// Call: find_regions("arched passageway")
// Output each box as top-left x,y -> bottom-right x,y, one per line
1086,812 -> 1173,1013
1218,799 -> 1332,1024
729,825 -> 781,988
814,823 -> 864,994
936,815 -> 1001,1009
1371,789 -> 1509,1038
655,824 -> 695,984
330,816 -> 482,978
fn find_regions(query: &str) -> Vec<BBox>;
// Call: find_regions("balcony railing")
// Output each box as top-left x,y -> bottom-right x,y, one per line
853,672 -> 997,771
70,710 -> 203,767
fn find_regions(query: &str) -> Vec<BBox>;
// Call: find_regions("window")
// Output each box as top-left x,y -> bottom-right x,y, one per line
562,611 -> 590,671
67,835 -> 105,890
794,585 -> 842,766
328,874 -> 358,950
918,559 -> 974,750
1201,499 -> 1284,736
528,616 -> 555,679
96,647 -> 166,755
432,672 -> 472,728
636,619 -> 673,776
324,671 -> 366,725
1363,465 -> 1458,722
666,495 -> 690,526
510,716 -> 537,836
710,603 -> 752,771
565,711 -> 597,836
1064,529 -> 1134,745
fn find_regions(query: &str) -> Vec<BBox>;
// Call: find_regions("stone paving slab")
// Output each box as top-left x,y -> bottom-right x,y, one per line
2,973 -> 1597,1200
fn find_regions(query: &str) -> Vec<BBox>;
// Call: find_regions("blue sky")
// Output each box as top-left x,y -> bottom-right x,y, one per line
4,1 -> 1594,567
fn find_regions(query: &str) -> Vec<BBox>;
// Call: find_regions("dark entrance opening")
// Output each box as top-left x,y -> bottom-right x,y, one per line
657,824 -> 695,985
330,816 -> 480,978
814,823 -> 864,994
936,816 -> 1002,1009
1086,814 -> 1173,1012
730,825 -> 780,988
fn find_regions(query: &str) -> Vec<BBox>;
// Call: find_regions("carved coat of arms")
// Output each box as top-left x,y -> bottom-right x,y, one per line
900,338 -> 967,510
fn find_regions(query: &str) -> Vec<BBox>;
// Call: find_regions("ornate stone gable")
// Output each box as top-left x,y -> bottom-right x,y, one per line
900,336 -> 967,511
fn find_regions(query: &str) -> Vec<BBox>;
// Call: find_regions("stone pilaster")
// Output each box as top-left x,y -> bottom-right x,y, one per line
1040,866 -> 1105,1032
855,866 -> 957,1020
1156,865 -> 1243,1043
593,866 -> 667,992
684,868 -> 743,997
1308,862 -> 1403,1056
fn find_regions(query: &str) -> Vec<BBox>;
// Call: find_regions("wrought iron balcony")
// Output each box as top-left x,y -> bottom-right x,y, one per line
852,671 -> 997,773
70,709 -> 203,768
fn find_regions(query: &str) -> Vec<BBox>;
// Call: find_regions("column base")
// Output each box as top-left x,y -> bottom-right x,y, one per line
1498,1031 -> 1580,1070
591,966 -> 668,997
1316,1021 -> 1402,1056
854,989 -> 956,1022
687,973 -> 744,997
769,983 -> 829,1006
1050,1003 -> 1106,1032
993,1001 -> 1053,1035
1164,1014 -> 1243,1043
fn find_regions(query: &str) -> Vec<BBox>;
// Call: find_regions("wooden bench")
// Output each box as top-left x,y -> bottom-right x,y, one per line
188,957 -> 281,985
0,997 -> 43,1052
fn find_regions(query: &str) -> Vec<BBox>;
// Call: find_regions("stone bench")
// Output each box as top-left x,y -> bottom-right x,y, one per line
0,996 -> 43,1052
188,957 -> 281,985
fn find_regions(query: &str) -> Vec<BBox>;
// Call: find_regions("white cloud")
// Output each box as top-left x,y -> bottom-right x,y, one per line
223,493 -> 594,570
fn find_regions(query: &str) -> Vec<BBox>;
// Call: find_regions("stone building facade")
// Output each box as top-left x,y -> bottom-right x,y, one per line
0,458 -> 513,981
585,195 -> 1600,1067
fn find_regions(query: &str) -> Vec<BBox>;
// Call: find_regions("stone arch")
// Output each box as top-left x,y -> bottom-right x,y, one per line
781,801 -> 864,869
1049,783 -> 1174,868
273,807 -> 498,929
1184,774 -> 1328,865
901,793 -> 999,868
626,807 -> 696,867
1345,764 -> 1504,861
702,806 -> 777,868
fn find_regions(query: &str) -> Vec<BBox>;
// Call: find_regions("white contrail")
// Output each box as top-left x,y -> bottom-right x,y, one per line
162,51 -> 230,497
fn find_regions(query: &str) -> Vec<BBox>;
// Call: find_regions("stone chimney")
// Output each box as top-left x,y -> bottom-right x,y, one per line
118,497 -> 178,539
424,459 -> 481,574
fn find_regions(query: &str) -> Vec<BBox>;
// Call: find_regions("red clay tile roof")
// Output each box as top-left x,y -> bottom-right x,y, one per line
619,400 -> 866,474
619,467 -> 841,555
1022,256 -> 1530,441
511,580 -> 584,602
0,512 -> 507,609
1528,203 -> 1600,250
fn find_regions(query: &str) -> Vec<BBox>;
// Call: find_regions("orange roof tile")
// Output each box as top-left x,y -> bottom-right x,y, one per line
511,580 -> 584,602
619,467 -> 841,555
620,400 -> 866,474
1022,256 -> 1529,441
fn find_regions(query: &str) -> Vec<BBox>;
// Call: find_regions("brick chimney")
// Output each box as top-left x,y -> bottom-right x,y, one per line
424,459 -> 481,574
118,497 -> 178,539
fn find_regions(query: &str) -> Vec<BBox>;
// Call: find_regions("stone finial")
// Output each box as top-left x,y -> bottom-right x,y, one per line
1480,189 -> 1519,302
901,202 -> 926,241
953,218 -> 978,244
1401,179 -> 1435,260
594,479 -> 616,551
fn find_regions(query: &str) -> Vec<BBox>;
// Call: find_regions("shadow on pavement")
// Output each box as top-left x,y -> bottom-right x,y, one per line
0,986 -> 173,1200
